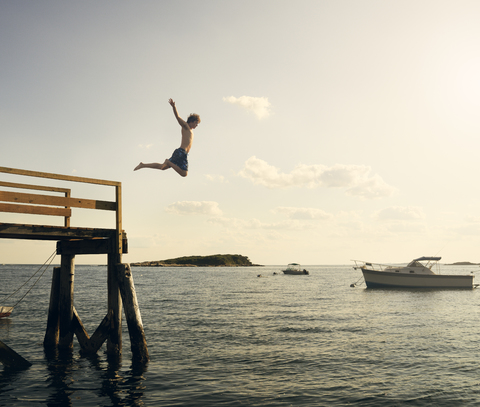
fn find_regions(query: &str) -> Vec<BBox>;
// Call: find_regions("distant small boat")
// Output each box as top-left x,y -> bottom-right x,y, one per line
0,307 -> 13,318
282,263 -> 309,275
352,257 -> 474,288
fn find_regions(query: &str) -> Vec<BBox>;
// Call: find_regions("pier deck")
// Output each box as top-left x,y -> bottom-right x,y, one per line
0,222 -> 117,241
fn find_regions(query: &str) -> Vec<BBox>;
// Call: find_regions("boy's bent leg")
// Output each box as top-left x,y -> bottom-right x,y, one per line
166,159 -> 188,177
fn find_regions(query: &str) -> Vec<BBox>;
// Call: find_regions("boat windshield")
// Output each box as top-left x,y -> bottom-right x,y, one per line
407,259 -> 436,270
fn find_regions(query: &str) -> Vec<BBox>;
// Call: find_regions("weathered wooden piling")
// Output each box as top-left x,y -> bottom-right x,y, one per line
107,251 -> 123,357
44,267 -> 61,348
0,340 -> 32,369
116,263 -> 149,363
58,254 -> 75,350
0,166 -> 148,364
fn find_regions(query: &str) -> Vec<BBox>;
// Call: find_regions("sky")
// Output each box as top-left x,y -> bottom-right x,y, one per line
2,0 -> 480,265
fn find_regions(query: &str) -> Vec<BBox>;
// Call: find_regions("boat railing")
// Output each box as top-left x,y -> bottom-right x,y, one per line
352,260 -> 393,271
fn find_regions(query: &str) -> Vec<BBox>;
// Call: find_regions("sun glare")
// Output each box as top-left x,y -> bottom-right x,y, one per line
455,57 -> 480,108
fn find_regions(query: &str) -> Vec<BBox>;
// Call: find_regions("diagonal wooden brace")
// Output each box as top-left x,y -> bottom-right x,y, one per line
72,307 -> 113,354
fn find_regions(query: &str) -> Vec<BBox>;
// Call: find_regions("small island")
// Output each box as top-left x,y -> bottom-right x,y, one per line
447,261 -> 480,266
130,254 -> 261,267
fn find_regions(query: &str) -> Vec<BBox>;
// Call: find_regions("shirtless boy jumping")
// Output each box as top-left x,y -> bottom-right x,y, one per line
134,99 -> 200,177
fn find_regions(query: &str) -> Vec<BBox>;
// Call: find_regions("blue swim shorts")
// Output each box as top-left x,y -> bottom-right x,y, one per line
168,148 -> 188,171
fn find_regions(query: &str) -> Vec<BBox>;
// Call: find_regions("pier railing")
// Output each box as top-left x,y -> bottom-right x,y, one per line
0,166 -> 124,253
0,166 -> 147,362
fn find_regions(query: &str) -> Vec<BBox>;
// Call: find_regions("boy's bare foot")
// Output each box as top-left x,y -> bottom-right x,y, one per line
134,162 -> 144,171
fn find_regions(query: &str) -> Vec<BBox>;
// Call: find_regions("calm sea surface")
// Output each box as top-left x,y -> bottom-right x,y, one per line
1,263 -> 480,406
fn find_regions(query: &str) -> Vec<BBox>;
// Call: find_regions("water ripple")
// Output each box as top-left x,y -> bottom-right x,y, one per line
1,265 -> 480,405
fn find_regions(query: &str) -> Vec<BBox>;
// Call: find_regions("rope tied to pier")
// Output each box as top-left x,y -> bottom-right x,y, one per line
1,249 -> 57,308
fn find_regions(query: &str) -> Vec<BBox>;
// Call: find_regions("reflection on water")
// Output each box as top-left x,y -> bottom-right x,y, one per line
0,318 -> 12,339
99,355 -> 147,407
42,348 -> 147,407
44,348 -> 75,407
1,264 -> 148,406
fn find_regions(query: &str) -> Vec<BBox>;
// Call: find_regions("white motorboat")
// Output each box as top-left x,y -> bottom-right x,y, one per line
352,257 -> 474,288
282,263 -> 309,275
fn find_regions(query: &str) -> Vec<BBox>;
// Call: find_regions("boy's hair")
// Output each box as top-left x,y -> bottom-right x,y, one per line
187,113 -> 201,124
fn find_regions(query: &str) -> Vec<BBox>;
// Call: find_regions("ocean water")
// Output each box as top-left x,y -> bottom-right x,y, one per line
1,263 -> 480,406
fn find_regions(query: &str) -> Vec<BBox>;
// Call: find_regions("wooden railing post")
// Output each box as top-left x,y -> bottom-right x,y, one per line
64,190 -> 71,227
115,185 -> 122,255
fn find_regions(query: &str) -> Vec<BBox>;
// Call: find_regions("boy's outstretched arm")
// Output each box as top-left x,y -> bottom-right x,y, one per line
168,98 -> 189,129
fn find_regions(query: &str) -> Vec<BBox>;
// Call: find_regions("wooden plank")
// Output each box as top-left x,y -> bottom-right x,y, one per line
57,238 -> 110,255
0,191 -> 116,211
0,181 -> 70,194
55,236 -> 127,254
0,166 -> 120,187
0,223 -> 117,241
0,203 -> 71,217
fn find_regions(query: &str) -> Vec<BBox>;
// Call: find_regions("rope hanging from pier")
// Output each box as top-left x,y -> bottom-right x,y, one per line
1,249 -> 57,308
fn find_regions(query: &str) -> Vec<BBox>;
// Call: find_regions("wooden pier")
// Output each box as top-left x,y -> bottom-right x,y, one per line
0,167 -> 149,363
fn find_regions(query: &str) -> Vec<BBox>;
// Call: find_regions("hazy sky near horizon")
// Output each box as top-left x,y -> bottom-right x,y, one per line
2,0 -> 480,265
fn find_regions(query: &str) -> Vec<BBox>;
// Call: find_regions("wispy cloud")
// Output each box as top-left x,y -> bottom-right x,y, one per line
138,144 -> 153,149
166,201 -> 223,216
207,216 -> 315,231
166,201 -> 318,230
205,174 -> 228,183
451,223 -> 480,236
129,234 -> 162,249
375,206 -> 425,221
223,96 -> 271,119
465,215 -> 480,223
273,207 -> 333,220
239,156 -> 396,199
